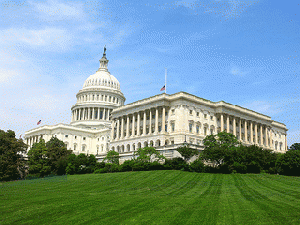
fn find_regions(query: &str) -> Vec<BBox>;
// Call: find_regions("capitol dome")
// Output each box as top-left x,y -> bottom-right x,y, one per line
83,49 -> 120,90
70,47 -> 126,128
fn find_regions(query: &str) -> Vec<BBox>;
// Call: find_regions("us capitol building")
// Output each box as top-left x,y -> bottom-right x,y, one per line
24,49 -> 288,163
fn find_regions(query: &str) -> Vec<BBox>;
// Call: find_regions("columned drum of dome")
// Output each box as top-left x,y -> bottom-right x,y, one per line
70,47 -> 126,128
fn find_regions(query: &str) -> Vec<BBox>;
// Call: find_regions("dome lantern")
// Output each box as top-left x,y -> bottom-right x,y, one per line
98,46 -> 109,72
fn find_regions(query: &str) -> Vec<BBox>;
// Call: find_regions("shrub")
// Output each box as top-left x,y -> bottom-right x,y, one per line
276,149 -> 300,176
164,157 -> 189,171
105,163 -> 120,173
131,161 -> 150,171
232,162 -> 247,174
94,168 -> 108,174
120,160 -> 135,172
189,159 -> 205,173
149,161 -> 165,171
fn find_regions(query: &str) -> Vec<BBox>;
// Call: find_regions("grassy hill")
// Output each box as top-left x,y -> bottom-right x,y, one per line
1,171 -> 300,225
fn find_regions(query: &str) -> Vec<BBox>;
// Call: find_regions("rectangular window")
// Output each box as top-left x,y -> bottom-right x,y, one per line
197,112 -> 199,117
172,109 -> 175,115
204,114 -> 207,119
196,125 -> 199,134
189,123 -> 193,133
190,110 -> 193,115
83,137 -> 86,141
75,136 -> 77,139
211,116 -> 213,120
158,126 -> 161,132
65,135 -> 68,138
171,123 -> 175,132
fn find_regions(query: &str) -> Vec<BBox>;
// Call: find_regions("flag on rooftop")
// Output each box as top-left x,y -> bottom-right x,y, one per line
160,85 -> 165,91
37,120 -> 41,125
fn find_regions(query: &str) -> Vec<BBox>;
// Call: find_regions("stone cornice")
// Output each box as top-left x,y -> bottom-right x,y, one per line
111,91 -> 287,130
24,123 -> 110,137
76,88 -> 125,100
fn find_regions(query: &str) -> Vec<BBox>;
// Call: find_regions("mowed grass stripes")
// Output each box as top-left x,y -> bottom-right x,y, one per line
1,171 -> 300,225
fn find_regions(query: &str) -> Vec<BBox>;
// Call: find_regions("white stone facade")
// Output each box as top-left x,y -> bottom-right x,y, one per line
24,49 -> 288,163
110,92 -> 288,163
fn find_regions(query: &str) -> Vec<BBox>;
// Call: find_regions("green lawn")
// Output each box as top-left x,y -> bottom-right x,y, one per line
1,171 -> 300,225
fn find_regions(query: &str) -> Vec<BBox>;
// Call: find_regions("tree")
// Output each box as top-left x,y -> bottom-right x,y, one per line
202,131 -> 240,167
27,139 -> 51,177
176,145 -> 199,162
0,129 -> 27,181
133,147 -> 165,163
46,137 -> 72,174
103,150 -> 120,164
289,143 -> 300,151
276,149 -> 300,176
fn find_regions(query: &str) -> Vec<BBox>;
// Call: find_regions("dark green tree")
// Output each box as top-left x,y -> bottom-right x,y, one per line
46,136 -> 72,174
289,143 -> 300,151
0,129 -> 27,181
103,150 -> 120,164
202,131 -> 240,167
276,149 -> 300,176
176,145 -> 199,162
27,139 -> 51,177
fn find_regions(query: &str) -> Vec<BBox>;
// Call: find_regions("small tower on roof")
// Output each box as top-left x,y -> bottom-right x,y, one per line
98,45 -> 109,72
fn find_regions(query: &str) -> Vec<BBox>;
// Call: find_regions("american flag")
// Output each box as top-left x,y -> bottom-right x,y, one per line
37,120 -> 41,125
160,85 -> 165,91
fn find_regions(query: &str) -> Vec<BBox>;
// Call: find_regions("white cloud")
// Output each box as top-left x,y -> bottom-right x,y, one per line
29,0 -> 85,20
230,66 -> 249,76
0,68 -> 18,84
0,28 -> 72,51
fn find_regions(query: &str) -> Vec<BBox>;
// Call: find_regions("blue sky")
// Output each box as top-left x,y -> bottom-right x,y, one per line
0,0 -> 299,146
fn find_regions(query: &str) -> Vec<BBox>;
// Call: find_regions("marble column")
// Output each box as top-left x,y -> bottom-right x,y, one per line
92,108 -> 95,120
116,119 -> 120,140
255,123 -> 258,145
137,112 -> 141,136
103,108 -> 106,120
162,107 -> 166,133
143,111 -> 146,135
88,108 -> 91,120
270,130 -> 273,149
221,114 -> 224,132
244,120 -> 248,143
239,119 -> 242,141
126,116 -> 130,138
226,115 -> 230,133
265,127 -> 268,147
132,114 -> 135,136
233,117 -> 236,136
121,117 -> 124,139
149,110 -> 152,134
260,125 -> 263,146
155,108 -> 158,134
97,108 -> 100,120
111,120 -> 115,140
250,121 -> 253,144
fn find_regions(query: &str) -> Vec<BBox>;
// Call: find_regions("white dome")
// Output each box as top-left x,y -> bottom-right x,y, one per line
82,49 -> 121,90
83,70 -> 120,90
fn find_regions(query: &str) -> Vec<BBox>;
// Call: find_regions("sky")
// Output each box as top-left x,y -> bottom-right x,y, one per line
0,0 -> 299,146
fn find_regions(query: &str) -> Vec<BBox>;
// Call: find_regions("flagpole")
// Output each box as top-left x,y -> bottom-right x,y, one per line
165,68 -> 167,94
